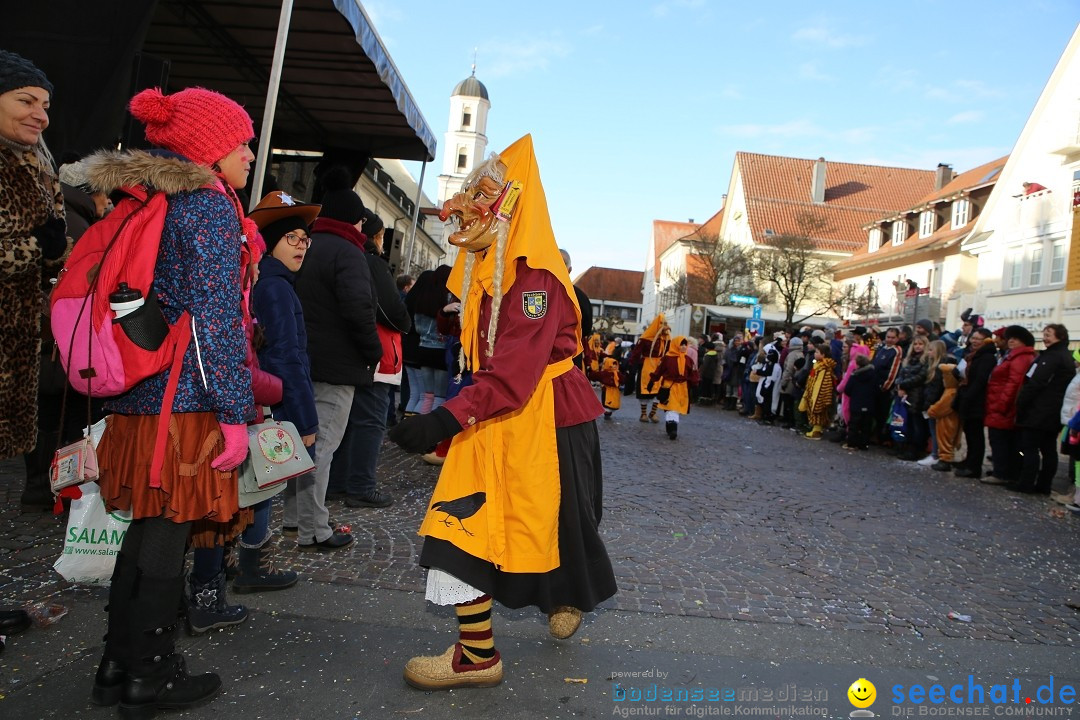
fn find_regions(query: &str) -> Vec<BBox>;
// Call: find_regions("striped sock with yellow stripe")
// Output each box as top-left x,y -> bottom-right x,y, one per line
455,595 -> 496,665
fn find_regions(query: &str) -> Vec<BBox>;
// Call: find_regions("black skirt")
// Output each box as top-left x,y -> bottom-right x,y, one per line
419,420 -> 617,613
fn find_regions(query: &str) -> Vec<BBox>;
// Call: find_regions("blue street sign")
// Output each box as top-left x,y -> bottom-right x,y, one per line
752,305 -> 763,319
746,319 -> 764,335
730,294 -> 759,305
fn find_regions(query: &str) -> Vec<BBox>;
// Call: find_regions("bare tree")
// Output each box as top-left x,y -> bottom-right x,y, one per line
753,213 -> 851,325
659,266 -> 688,313
679,229 -> 760,305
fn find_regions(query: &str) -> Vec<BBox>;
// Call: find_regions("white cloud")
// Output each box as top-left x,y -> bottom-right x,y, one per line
652,0 -> 706,18
716,118 -> 823,139
792,23 -> 869,49
480,37 -> 572,78
947,110 -> 984,125
798,62 -> 833,82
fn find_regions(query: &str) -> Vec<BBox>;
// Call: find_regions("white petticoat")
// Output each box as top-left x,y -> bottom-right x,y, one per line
424,568 -> 484,606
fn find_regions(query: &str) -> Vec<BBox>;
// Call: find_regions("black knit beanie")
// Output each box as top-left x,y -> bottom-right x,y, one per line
0,50 -> 53,97
318,165 -> 365,224
319,189 -> 365,224
262,216 -> 310,254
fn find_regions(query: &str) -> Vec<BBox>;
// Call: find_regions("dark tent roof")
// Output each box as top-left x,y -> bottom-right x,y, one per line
141,0 -> 436,161
0,0 -> 436,162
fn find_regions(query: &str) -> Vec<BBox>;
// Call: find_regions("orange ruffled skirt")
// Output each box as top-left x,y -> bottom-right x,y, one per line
97,412 -> 251,549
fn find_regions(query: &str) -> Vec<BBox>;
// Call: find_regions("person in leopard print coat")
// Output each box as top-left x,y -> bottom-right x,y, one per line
0,50 -> 69,468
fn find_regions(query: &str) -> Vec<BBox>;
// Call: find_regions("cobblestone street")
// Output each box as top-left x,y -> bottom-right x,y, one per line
4,402 -> 1079,649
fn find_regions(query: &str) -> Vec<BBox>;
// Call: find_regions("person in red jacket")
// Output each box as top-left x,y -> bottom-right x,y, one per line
982,326 -> 1036,486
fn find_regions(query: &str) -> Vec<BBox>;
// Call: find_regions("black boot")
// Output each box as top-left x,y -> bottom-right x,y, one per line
186,570 -> 248,634
91,552 -> 139,706
119,575 -> 221,720
232,540 -> 298,594
666,421 -> 678,440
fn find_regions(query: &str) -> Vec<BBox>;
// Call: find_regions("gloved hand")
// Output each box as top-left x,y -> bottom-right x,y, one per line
32,216 -> 68,260
211,423 -> 249,471
647,381 -> 656,392
388,406 -> 462,453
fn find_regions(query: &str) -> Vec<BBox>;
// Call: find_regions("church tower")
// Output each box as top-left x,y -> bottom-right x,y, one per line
437,66 -> 490,206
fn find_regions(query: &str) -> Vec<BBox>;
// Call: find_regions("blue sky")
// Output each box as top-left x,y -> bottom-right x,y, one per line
366,1 -> 1078,275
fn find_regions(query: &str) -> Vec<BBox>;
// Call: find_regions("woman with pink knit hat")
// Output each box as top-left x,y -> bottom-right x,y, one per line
84,86 -> 258,717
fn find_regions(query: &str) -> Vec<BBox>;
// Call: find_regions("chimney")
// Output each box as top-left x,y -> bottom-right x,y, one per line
935,163 -> 954,190
688,218 -> 694,223
811,157 -> 826,203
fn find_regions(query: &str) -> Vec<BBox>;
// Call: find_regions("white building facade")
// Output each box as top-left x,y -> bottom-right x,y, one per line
960,26 -> 1080,340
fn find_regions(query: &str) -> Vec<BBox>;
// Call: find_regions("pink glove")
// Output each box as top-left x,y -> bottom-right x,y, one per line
211,423 -> 249,471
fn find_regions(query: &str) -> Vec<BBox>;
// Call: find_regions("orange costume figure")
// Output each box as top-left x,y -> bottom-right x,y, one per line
630,314 -> 671,422
388,136 -> 616,690
647,335 -> 699,440
594,355 -> 622,418
585,333 -> 603,374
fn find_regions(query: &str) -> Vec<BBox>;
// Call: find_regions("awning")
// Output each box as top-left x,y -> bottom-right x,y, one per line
0,0 -> 435,162
141,0 -> 436,161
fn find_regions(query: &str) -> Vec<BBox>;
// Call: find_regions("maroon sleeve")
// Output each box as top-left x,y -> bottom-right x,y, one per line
443,262 -> 601,428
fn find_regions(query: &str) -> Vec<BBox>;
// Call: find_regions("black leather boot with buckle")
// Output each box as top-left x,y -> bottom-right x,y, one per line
119,575 -> 221,720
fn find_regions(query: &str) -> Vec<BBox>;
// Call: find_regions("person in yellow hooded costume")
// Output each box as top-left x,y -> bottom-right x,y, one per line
388,136 -> 617,690
647,336 -> 699,439
630,314 -> 671,422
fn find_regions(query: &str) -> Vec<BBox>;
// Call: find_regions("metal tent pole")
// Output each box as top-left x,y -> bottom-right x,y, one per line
403,160 -> 427,273
249,0 -> 294,210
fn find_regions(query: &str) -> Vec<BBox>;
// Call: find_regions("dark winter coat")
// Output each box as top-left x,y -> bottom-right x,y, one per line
955,342 -> 997,420
843,364 -> 878,413
699,351 -> 718,387
922,364 -> 945,414
895,353 -> 928,411
252,255 -> 318,436
870,344 -> 903,391
61,182 -> 97,241
1016,342 -> 1076,432
294,219 -> 381,387
984,345 -> 1036,430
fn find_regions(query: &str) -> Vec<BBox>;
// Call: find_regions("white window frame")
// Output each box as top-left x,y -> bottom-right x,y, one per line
1007,250 -> 1022,290
951,198 -> 970,229
919,210 -> 935,238
1029,245 -> 1044,286
1051,240 -> 1066,284
891,220 -> 906,246
869,227 -> 881,252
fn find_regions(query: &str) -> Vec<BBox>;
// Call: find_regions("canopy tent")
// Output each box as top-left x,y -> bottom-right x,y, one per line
2,0 -> 435,162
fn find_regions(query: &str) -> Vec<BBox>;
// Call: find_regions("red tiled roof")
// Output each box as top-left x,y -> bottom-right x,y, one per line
736,152 -> 937,253
652,219 -> 698,280
833,155 -> 1009,274
575,266 -> 644,304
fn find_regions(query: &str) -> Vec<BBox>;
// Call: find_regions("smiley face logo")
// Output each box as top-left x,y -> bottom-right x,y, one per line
848,678 -> 876,709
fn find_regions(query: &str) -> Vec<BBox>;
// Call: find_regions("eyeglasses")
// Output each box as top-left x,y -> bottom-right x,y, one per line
283,232 -> 312,248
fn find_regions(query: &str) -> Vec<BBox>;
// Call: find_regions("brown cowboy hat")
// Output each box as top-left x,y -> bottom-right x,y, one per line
248,190 -> 321,229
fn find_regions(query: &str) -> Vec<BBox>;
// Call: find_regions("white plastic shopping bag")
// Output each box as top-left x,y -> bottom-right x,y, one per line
53,481 -> 131,584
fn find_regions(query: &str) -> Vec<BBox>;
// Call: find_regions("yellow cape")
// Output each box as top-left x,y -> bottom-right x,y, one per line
640,314 -> 666,341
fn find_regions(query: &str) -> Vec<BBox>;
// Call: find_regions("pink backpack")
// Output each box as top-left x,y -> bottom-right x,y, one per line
50,185 -> 192,487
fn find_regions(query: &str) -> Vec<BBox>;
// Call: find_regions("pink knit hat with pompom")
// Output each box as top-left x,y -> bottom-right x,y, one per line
129,87 -> 254,167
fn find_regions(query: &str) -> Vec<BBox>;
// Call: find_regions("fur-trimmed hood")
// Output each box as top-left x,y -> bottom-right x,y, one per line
82,150 -> 217,195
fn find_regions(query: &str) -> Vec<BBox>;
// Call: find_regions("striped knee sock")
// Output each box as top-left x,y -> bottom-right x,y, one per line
455,595 -> 496,665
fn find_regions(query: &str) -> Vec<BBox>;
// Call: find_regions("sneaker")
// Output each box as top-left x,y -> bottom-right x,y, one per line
296,530 -> 354,551
979,476 -> 1009,485
281,525 -> 298,537
1065,503 -> 1080,514
403,644 -> 503,690
805,429 -> 823,439
841,443 -> 858,451
916,455 -> 937,467
931,461 -> 953,472
1050,490 -> 1076,505
344,489 -> 394,508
